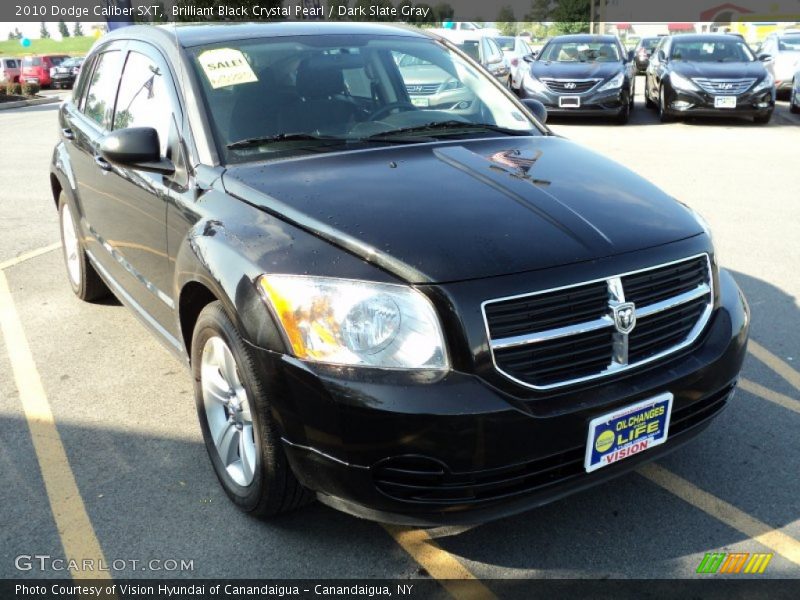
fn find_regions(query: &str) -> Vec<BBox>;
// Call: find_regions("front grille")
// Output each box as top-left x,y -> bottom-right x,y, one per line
483,254 -> 713,389
405,83 -> 439,96
373,385 -> 732,504
692,78 -> 756,95
541,78 -> 600,93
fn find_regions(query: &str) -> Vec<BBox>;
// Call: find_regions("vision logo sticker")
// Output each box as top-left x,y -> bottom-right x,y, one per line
198,48 -> 258,89
696,552 -> 773,574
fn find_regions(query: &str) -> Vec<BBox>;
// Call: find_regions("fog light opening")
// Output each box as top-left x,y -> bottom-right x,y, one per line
671,101 -> 693,110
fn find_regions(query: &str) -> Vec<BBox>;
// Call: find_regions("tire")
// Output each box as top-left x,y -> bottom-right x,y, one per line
791,83 -> 799,114
644,83 -> 656,108
192,301 -> 312,518
753,112 -> 772,124
58,194 -> 108,302
658,85 -> 674,122
616,99 -> 630,124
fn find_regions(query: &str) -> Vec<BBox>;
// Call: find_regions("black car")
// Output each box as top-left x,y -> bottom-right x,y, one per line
633,36 -> 661,74
51,23 -> 748,526
50,57 -> 83,89
521,34 -> 636,123
645,34 -> 775,123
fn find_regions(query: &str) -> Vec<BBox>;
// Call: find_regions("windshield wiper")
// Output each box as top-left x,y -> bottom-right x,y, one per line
363,120 -> 532,141
227,133 -> 347,150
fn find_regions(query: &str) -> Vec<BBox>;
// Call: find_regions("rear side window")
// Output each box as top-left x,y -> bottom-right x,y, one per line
113,51 -> 175,155
83,51 -> 124,130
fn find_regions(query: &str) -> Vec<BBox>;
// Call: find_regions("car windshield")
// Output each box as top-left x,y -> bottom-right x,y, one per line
190,34 -> 539,164
778,35 -> 800,51
23,57 -> 41,67
671,40 -> 755,62
539,41 -> 621,62
641,38 -> 660,51
495,37 -> 516,51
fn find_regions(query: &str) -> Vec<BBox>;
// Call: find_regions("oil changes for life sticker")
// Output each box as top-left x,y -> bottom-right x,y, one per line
198,48 -> 258,89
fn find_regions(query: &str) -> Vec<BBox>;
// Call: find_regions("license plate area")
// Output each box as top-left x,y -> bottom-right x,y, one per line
584,393 -> 673,473
558,96 -> 580,108
410,97 -> 430,107
714,96 -> 736,108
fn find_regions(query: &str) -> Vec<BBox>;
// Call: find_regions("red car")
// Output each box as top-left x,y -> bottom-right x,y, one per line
20,54 -> 69,87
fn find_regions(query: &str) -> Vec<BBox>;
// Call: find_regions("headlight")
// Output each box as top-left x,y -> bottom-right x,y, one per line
670,72 -> 699,92
258,275 -> 448,370
523,73 -> 548,93
597,72 -> 624,91
440,78 -> 464,92
752,73 -> 774,92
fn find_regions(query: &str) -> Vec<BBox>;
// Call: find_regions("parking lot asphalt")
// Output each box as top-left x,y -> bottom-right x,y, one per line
1,80 -> 799,588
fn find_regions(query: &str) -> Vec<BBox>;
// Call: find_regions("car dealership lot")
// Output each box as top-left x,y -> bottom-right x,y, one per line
1,82 -> 799,587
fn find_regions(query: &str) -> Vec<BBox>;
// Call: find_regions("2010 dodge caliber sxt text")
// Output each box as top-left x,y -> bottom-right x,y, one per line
51,23 -> 749,525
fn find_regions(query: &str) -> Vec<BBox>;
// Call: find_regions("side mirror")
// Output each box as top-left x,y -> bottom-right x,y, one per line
522,98 -> 547,124
758,53 -> 773,62
100,127 -> 174,175
523,54 -> 535,63
486,54 -> 502,65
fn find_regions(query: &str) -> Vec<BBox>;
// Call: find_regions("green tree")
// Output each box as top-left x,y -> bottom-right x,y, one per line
526,0 -> 550,22
432,2 -> 453,22
58,20 -> 70,38
39,22 -> 51,39
496,6 -> 517,35
73,22 -> 84,37
550,0 -> 590,34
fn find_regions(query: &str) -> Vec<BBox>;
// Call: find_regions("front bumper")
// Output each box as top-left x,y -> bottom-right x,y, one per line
663,85 -> 775,118
250,262 -> 749,526
51,73 -> 76,87
523,84 -> 627,116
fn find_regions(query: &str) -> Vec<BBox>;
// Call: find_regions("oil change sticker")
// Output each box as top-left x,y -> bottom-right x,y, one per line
198,48 -> 257,89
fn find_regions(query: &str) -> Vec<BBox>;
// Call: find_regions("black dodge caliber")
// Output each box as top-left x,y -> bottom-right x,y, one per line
645,34 -> 775,123
521,34 -> 636,123
51,23 -> 749,525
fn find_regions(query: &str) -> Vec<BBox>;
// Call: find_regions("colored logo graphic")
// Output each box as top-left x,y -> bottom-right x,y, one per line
594,429 -> 615,453
696,552 -> 773,574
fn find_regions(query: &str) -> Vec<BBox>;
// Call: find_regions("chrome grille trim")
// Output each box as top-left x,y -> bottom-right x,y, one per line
482,254 -> 714,390
540,78 -> 601,93
405,83 -> 440,95
691,78 -> 756,95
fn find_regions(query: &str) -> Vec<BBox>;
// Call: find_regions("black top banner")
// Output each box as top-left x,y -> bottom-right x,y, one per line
3,0 -> 800,23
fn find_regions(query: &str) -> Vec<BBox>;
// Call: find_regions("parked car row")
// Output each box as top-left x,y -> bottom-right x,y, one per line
507,32 -> 787,125
0,54 -> 86,89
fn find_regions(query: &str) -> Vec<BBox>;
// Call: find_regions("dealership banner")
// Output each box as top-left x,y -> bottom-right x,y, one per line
3,579 -> 800,599
2,0 -> 800,23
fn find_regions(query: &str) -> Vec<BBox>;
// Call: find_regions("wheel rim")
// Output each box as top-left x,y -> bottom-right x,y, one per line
201,336 -> 256,487
61,204 -> 81,287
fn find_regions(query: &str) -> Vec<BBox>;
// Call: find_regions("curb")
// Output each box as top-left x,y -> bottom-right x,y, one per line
0,96 -> 61,111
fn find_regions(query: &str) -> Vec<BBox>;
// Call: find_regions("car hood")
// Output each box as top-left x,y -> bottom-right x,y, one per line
531,60 -> 623,82
670,60 -> 767,80
222,137 -> 703,284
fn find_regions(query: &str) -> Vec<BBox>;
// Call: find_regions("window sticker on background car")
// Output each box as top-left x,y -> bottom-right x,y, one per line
197,48 -> 258,89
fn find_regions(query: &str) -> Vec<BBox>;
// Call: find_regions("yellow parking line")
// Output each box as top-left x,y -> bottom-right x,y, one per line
383,525 -> 497,600
0,242 -> 61,271
639,463 -> 800,567
749,340 -> 800,392
0,270 -> 110,580
740,378 -> 800,415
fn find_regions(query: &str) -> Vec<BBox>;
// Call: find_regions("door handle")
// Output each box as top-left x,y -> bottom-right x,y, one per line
94,155 -> 111,171
61,128 -> 75,140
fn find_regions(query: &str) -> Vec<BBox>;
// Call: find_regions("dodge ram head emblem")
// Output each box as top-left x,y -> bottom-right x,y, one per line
564,82 -> 577,89
613,302 -> 637,334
